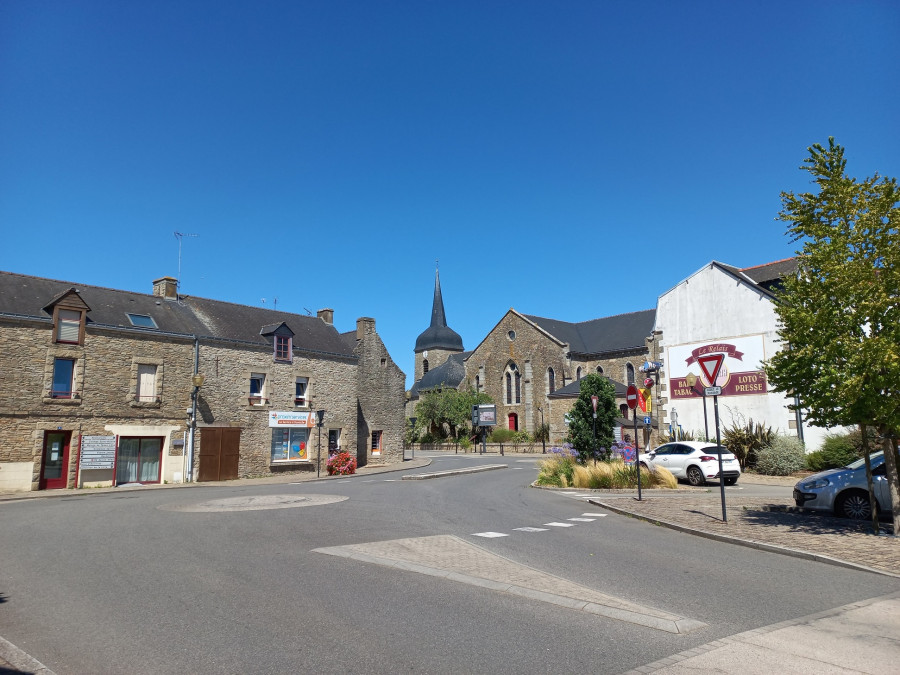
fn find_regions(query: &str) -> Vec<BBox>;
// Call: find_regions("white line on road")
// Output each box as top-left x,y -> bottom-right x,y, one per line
567,517 -> 596,522
513,527 -> 549,532
544,522 -> 574,527
472,532 -> 509,538
582,513 -> 608,517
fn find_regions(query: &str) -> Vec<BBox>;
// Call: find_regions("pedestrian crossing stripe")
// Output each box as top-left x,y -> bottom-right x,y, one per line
472,532 -> 508,538
567,517 -> 595,522
513,527 -> 549,532
581,513 -> 607,517
544,522 -> 574,527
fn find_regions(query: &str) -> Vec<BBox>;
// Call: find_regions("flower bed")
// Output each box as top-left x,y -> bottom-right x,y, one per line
326,451 -> 357,476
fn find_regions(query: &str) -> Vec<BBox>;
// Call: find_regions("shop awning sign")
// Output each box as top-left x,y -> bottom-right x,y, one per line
269,411 -> 316,428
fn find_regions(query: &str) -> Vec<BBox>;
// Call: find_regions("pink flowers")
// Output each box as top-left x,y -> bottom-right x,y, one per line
326,451 -> 357,476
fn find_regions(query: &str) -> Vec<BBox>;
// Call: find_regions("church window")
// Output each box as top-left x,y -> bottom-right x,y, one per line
576,367 -> 583,381
548,368 -> 555,394
505,373 -> 512,404
515,371 -> 521,403
596,366 -> 604,374
626,363 -> 635,385
423,359 -> 429,374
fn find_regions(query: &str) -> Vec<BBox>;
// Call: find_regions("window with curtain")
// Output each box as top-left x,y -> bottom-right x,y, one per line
116,437 -> 162,484
56,309 -> 82,344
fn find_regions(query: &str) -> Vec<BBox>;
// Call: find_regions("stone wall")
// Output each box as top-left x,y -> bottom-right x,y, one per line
353,318 -> 407,466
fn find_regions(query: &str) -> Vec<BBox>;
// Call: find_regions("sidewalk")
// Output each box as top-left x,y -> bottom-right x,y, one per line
0,457 -> 434,504
589,478 -> 899,577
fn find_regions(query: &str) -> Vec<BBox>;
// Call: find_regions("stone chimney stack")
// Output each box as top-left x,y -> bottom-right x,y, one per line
356,317 -> 375,341
317,308 -> 334,325
153,276 -> 178,299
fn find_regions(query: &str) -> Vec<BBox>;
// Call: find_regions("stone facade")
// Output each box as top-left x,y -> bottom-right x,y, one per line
0,271 -> 407,491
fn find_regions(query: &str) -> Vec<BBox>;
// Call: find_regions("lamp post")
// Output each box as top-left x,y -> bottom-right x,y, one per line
409,417 -> 417,460
316,409 -> 325,477
537,406 -> 546,454
186,372 -> 205,483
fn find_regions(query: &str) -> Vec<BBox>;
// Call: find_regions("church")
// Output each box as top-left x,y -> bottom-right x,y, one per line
406,269 -> 659,444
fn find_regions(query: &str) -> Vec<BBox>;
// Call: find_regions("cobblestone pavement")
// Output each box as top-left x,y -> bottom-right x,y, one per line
591,491 -> 899,577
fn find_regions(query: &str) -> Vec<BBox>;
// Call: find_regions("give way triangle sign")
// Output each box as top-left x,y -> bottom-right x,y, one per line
697,353 -> 725,386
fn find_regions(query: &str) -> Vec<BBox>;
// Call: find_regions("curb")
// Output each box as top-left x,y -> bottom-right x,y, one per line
590,499 -> 900,579
0,635 -> 57,675
401,464 -> 507,480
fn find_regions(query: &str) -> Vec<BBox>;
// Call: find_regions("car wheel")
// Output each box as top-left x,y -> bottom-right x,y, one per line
724,477 -> 738,486
836,490 -> 875,520
686,466 -> 705,486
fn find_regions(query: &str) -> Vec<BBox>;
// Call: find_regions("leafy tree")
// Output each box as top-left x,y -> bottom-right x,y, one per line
764,138 -> 900,533
564,374 -> 617,463
414,388 -> 492,440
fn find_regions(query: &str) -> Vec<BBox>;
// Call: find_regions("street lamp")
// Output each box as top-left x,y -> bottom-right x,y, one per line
187,373 -> 205,483
408,417 -> 417,460
537,406 -> 546,454
316,409 -> 326,477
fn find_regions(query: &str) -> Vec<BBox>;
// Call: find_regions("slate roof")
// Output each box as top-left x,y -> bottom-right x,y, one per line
414,269 -> 464,352
407,351 -> 471,399
0,271 -> 356,357
711,258 -> 798,298
523,309 -> 656,356
547,377 -> 629,399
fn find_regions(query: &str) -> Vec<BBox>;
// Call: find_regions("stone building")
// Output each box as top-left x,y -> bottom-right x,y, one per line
405,270 -> 658,444
0,271 -> 406,491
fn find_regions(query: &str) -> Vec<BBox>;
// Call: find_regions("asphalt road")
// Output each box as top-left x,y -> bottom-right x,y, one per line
2,453 -> 897,674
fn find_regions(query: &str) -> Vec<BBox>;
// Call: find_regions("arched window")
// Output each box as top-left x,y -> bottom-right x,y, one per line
620,404 -> 629,419
548,367 -> 555,394
576,367 -> 583,381
596,366 -> 604,375
626,363 -> 635,385
423,359 -> 429,374
475,375 -> 480,391
515,371 -> 521,403
505,373 -> 512,404
505,362 -> 520,404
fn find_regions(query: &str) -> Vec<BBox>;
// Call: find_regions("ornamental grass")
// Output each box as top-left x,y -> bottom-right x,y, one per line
536,456 -> 676,490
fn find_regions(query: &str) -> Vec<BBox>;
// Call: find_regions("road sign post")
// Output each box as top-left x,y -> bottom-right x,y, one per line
626,384 -> 642,501
696,353 -> 728,522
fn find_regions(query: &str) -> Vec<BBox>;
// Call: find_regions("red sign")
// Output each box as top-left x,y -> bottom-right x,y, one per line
697,353 -> 725,386
626,385 -> 639,410
591,395 -> 599,412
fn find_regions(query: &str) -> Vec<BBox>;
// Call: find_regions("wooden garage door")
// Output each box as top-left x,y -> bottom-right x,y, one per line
198,428 -> 241,482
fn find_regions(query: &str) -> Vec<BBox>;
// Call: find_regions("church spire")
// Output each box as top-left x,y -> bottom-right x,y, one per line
414,266 -> 463,353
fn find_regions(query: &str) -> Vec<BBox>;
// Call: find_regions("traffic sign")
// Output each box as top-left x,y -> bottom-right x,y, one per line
697,353 -> 725,386
626,384 -> 639,409
643,416 -> 651,425
705,386 -> 722,396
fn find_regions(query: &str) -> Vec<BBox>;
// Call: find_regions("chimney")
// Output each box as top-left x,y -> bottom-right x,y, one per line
317,308 -> 334,325
356,317 -> 375,341
153,276 -> 178,299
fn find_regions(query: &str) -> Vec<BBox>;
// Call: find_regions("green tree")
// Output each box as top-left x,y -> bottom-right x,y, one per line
414,388 -> 492,440
564,374 -> 617,463
764,138 -> 900,533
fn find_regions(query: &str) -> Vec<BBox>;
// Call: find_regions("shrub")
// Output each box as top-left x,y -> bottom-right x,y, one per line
806,433 -> 860,471
326,452 -> 357,476
537,458 -> 676,490
488,428 -> 515,443
755,435 -> 807,475
536,455 -> 576,487
722,417 -> 774,469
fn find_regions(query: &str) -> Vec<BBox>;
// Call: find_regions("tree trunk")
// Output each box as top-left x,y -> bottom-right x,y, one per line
878,424 -> 900,536
860,424 -> 880,535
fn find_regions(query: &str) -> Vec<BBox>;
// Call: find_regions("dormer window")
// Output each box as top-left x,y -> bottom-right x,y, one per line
127,313 -> 158,329
56,309 -> 83,344
275,335 -> 292,362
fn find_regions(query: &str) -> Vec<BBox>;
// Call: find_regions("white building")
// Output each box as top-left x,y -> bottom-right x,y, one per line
655,259 -> 832,452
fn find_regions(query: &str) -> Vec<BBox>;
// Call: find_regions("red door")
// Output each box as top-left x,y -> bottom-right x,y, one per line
40,431 -> 71,489
508,413 -> 518,431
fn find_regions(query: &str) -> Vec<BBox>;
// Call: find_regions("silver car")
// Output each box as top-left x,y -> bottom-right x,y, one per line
793,451 -> 890,519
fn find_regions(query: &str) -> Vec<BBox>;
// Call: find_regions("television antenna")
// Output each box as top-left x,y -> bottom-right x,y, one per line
174,232 -> 199,291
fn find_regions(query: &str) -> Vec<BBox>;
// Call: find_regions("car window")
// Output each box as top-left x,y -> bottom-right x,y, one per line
845,452 -> 884,471
699,445 -> 727,455
674,445 -> 693,455
654,445 -> 673,456
873,464 -> 886,476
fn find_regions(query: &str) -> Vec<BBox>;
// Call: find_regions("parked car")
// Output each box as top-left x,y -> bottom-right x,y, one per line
638,441 -> 741,486
794,451 -> 890,520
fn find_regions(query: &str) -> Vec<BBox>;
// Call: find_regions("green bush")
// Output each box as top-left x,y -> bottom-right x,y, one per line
806,433 -> 860,471
488,428 -> 515,443
755,435 -> 807,475
722,417 -> 774,469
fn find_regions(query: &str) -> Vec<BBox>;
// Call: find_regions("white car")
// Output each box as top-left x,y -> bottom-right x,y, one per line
639,441 -> 741,486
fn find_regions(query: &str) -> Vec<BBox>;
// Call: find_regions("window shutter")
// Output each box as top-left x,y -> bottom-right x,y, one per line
138,364 -> 157,401
57,310 -> 81,343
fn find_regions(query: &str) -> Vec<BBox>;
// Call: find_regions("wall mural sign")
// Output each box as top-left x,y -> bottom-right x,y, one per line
667,335 -> 768,399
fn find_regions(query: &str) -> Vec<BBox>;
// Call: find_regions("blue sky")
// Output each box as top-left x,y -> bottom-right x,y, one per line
2,1 -> 898,388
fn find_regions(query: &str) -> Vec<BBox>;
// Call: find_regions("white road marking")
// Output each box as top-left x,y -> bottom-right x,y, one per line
513,527 -> 549,532
544,522 -> 574,527
582,513 -> 607,517
567,517 -> 595,522
472,532 -> 508,538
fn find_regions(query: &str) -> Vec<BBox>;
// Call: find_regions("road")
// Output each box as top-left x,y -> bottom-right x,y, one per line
1,452 -> 897,674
